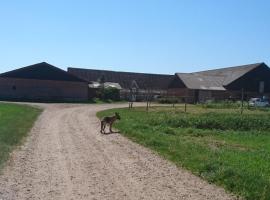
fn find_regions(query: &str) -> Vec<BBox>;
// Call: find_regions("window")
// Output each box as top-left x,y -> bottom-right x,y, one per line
259,81 -> 264,93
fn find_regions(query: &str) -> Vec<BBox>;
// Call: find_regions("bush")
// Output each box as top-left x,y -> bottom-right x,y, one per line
200,100 -> 244,109
158,98 -> 178,104
103,87 -> 120,101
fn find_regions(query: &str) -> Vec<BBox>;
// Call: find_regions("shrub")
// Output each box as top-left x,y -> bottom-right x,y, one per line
98,87 -> 120,101
158,98 -> 178,104
200,100 -> 244,109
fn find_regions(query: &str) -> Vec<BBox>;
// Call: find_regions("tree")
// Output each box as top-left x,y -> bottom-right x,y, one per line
97,74 -> 105,99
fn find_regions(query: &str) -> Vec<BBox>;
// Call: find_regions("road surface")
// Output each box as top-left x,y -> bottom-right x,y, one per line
0,103 -> 235,200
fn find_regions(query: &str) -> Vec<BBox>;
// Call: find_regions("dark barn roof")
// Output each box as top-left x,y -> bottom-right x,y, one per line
0,62 -> 87,82
68,67 -> 174,90
174,63 -> 266,90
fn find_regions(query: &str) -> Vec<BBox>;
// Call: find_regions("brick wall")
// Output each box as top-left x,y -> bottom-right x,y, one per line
168,88 -> 270,103
167,88 -> 195,103
0,78 -> 89,101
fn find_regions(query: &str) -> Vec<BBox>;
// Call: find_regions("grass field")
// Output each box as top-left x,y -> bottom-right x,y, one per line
0,103 -> 41,170
98,105 -> 270,200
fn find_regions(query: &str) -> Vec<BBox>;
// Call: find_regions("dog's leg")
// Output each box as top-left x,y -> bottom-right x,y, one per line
101,121 -> 105,133
100,121 -> 102,133
109,122 -> 113,133
104,123 -> 107,133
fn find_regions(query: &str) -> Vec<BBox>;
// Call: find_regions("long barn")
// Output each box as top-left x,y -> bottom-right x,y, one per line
168,63 -> 270,103
68,67 -> 174,101
0,62 -> 89,102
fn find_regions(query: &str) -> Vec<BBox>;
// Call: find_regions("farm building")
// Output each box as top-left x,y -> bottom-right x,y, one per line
68,67 -> 174,101
168,63 -> 270,103
0,62 -> 89,102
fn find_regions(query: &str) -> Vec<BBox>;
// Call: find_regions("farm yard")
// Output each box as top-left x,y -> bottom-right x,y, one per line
0,102 -> 235,200
1,0 -> 270,199
98,104 -> 270,200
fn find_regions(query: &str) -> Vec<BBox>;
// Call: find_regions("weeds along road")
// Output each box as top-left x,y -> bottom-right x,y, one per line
0,103 -> 235,200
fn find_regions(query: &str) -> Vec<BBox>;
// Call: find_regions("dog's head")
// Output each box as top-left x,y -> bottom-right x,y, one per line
115,112 -> 121,120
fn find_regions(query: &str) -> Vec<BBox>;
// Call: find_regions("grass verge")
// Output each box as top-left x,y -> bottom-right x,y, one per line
0,103 -> 41,170
0,98 -> 126,104
97,106 -> 270,200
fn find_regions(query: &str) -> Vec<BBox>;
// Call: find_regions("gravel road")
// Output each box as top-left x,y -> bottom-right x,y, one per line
0,103 -> 235,200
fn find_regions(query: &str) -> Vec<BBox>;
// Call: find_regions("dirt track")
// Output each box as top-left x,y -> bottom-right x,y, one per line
0,103 -> 235,200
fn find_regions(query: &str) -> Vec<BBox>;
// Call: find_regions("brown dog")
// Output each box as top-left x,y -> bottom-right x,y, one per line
100,112 -> 121,134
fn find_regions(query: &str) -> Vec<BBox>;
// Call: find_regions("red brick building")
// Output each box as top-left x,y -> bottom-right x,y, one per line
0,62 -> 89,102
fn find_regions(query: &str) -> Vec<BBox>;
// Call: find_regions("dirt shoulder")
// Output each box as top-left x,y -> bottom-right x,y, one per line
0,103 -> 236,200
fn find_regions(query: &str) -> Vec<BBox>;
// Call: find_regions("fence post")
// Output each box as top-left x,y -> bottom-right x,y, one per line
184,97 -> 187,113
241,88 -> 244,114
146,91 -> 149,111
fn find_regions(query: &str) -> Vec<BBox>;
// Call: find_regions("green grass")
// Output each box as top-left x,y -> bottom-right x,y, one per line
97,105 -> 270,200
0,103 -> 41,170
0,97 -> 126,104
199,100 -> 245,109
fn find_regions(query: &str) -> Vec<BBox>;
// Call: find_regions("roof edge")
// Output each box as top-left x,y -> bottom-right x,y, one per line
0,62 -> 89,83
173,73 -> 188,88
68,67 -> 174,76
224,62 -> 268,86
192,62 -> 264,74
